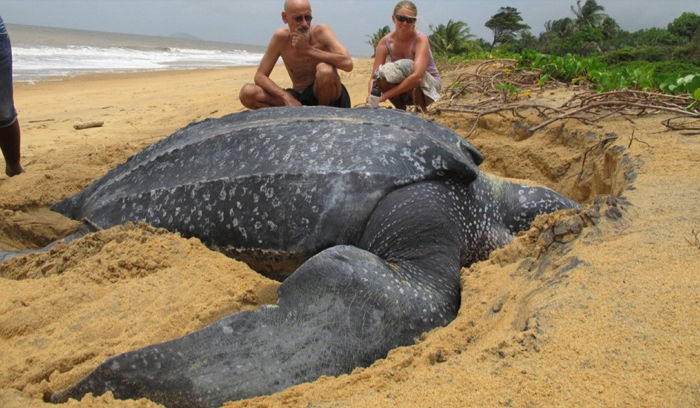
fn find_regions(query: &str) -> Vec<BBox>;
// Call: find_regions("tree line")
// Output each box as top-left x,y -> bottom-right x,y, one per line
367,0 -> 700,67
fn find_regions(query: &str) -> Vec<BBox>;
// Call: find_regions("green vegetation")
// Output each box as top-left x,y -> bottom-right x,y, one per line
494,82 -> 521,102
517,50 -> 700,99
367,25 -> 391,57
366,0 -> 700,100
428,20 -> 475,55
484,7 -> 529,51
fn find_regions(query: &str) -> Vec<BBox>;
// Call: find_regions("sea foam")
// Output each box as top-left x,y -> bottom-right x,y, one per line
8,24 -> 265,82
13,45 -> 263,81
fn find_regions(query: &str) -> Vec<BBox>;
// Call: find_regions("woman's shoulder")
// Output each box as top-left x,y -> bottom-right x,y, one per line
376,32 -> 394,51
413,31 -> 431,49
415,31 -> 430,42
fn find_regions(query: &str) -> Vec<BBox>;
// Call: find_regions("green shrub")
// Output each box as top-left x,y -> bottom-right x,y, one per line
660,74 -> 700,101
517,50 -> 700,96
672,44 -> 700,66
601,46 -> 670,64
611,61 -> 698,77
518,50 -> 605,82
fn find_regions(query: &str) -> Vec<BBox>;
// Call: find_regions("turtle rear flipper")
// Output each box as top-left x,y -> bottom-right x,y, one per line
48,181 -> 468,407
49,242 -> 460,408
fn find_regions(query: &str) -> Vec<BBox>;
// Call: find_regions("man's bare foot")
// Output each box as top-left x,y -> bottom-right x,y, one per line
5,163 -> 24,177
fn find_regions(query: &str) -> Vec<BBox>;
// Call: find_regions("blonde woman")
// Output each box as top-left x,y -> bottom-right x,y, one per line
368,1 -> 440,112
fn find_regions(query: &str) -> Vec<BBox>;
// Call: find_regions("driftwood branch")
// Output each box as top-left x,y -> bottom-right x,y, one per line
578,134 -> 618,182
686,229 -> 700,249
527,101 -> 700,133
661,116 -> 700,131
435,103 -> 567,136
627,129 -> 651,148
441,59 -> 565,105
73,121 -> 104,130
433,64 -> 700,134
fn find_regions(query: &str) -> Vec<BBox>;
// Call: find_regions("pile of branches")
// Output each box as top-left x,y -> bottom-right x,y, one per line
439,59 -> 564,102
432,60 -> 700,135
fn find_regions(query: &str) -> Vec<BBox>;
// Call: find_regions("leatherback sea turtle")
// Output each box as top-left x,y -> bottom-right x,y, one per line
27,106 -> 578,407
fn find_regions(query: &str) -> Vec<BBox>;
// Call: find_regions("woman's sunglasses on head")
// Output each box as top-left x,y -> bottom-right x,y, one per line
394,14 -> 416,24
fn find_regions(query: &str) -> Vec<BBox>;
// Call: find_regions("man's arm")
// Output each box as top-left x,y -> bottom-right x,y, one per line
293,24 -> 353,72
254,29 -> 301,106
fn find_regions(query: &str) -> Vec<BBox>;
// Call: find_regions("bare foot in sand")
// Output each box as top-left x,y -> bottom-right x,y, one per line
5,163 -> 24,177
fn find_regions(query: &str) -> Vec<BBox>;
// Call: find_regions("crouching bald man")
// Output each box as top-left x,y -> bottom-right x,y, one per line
239,0 -> 353,109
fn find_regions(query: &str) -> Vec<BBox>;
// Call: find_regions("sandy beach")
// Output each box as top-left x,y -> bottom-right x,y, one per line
1,58 -> 699,408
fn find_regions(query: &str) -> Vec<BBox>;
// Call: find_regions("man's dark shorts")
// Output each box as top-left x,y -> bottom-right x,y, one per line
286,83 -> 351,108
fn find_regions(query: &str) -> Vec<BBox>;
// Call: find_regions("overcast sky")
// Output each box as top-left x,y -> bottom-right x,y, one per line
1,0 -> 698,55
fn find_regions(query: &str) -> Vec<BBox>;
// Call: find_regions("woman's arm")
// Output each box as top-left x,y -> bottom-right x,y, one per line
380,34 -> 430,102
369,36 -> 389,95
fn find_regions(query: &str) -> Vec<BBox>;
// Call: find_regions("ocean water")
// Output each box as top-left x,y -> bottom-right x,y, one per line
7,24 -> 266,82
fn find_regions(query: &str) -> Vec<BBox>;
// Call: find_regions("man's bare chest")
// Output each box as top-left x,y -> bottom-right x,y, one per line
281,51 -> 320,79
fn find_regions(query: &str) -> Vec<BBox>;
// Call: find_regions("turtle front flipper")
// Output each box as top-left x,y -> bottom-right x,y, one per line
49,242 -> 460,408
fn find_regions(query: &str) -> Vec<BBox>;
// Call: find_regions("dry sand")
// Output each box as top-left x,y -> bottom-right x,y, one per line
0,58 -> 698,408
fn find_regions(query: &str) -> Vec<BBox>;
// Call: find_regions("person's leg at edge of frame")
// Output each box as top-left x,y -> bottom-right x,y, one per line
0,16 -> 23,177
0,118 -> 23,177
313,62 -> 341,106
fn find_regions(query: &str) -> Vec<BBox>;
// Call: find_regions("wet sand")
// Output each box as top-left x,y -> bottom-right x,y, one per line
1,59 -> 698,408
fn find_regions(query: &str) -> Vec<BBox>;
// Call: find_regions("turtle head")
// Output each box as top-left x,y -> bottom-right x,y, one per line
490,177 -> 580,234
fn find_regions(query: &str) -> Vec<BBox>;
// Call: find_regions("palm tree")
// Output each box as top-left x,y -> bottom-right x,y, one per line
428,20 -> 474,55
571,0 -> 606,28
545,17 -> 576,37
367,26 -> 391,56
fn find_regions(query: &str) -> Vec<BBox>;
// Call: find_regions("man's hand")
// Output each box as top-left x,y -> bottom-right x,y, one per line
290,31 -> 311,54
281,92 -> 303,106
